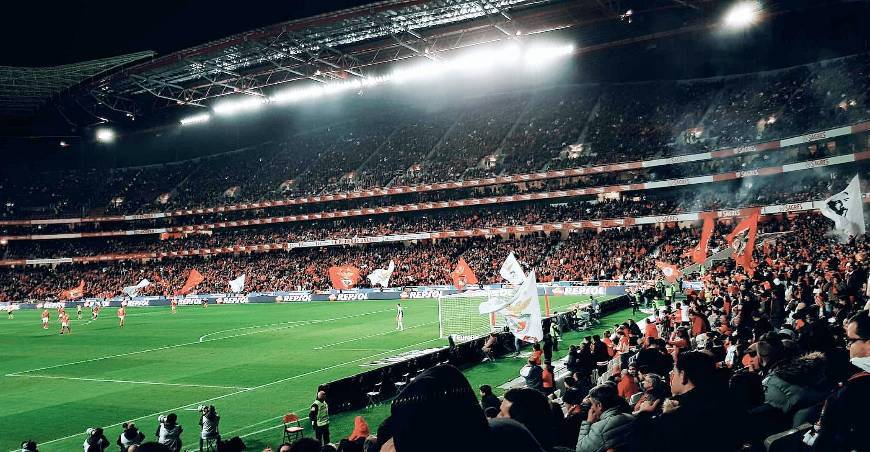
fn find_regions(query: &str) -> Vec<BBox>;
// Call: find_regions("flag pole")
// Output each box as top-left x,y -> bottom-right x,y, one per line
545,294 -> 551,317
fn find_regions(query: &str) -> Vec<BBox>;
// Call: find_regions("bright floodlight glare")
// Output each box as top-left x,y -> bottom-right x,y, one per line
213,96 -> 268,116
95,128 -> 115,143
179,113 -> 211,126
524,44 -> 575,67
723,1 -> 760,29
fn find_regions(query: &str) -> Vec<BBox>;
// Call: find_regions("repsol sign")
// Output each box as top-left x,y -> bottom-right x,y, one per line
216,296 -> 249,304
176,298 -> 205,306
276,294 -> 312,302
562,286 -> 607,296
125,300 -> 151,307
333,293 -> 369,301
401,290 -> 441,299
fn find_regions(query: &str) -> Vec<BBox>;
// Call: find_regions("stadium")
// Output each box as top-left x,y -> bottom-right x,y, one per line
0,0 -> 868,451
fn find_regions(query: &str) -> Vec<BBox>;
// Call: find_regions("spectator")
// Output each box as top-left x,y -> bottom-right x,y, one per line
479,384 -> 501,413
633,351 -> 740,452
497,388 -> 560,451
520,357 -> 544,392
812,310 -> 870,451
575,383 -> 636,452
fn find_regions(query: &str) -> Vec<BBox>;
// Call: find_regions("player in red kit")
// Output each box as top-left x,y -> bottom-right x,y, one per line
118,306 -> 126,327
41,309 -> 50,329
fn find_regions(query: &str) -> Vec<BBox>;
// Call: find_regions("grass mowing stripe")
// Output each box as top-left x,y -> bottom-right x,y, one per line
313,320 -> 439,350
12,307 -> 396,375
15,336 -> 444,451
4,374 -> 252,390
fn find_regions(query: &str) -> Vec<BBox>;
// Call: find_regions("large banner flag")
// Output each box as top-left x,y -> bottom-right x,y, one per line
179,269 -> 205,295
656,261 -> 682,284
498,271 -> 544,343
367,260 -> 395,288
60,280 -> 85,300
726,209 -> 760,276
329,265 -> 361,290
450,257 -> 479,289
820,175 -> 865,242
229,274 -> 246,293
499,252 -> 526,286
690,213 -> 716,265
122,279 -> 151,298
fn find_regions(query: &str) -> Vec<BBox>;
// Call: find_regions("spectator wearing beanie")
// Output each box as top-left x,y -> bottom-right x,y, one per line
633,351 -> 740,452
575,384 -> 636,452
813,310 -> 870,451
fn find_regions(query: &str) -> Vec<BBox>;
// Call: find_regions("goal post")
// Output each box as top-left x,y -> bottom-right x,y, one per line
437,289 -> 511,341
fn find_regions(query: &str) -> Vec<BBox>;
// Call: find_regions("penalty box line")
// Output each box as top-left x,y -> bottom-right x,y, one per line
18,336 -> 445,451
11,308 -> 394,376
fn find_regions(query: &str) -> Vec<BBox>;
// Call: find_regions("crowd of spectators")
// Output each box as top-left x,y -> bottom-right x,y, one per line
2,53 -> 867,220
21,209 -> 867,452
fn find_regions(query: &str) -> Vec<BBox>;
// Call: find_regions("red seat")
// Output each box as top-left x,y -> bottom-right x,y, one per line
282,413 -> 304,443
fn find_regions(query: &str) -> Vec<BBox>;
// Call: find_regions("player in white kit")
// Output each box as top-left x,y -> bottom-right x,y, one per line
396,303 -> 404,331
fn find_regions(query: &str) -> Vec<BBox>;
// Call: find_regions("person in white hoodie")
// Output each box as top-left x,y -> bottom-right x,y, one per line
155,413 -> 182,452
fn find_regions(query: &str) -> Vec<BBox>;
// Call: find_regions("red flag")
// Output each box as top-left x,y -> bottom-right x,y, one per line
179,269 -> 204,295
329,265 -> 361,290
60,280 -> 85,300
690,213 -> 715,265
726,209 -> 760,277
655,261 -> 682,284
450,257 -> 479,289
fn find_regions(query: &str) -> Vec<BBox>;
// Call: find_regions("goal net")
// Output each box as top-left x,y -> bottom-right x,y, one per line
438,289 -> 512,341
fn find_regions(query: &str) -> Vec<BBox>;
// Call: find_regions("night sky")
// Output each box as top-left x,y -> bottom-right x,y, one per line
0,0 -> 380,66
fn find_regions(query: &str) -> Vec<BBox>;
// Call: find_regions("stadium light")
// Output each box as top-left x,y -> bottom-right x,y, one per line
723,1 -> 761,29
523,44 -> 575,67
179,113 -> 211,126
213,96 -> 268,116
95,128 -> 115,143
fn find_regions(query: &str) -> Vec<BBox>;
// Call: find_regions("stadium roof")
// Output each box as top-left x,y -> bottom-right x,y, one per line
0,51 -> 155,117
30,0 -> 699,123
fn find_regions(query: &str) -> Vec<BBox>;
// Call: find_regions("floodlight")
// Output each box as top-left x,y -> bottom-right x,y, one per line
723,1 -> 761,29
524,44 -> 575,67
179,113 -> 211,126
95,128 -> 115,143
213,96 -> 268,116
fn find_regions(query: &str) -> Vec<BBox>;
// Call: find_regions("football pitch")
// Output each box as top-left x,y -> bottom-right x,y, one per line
0,295 -> 609,451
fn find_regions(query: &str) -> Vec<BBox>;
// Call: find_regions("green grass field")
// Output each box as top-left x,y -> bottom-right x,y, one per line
0,296 -> 630,451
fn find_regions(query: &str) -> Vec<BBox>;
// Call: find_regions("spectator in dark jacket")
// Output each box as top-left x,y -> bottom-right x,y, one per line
498,388 -> 559,450
479,385 -> 501,412
632,351 -> 741,452
812,310 -> 870,451
521,358 -> 544,392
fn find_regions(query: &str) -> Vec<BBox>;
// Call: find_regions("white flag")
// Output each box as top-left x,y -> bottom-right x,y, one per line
820,175 -> 865,242
367,261 -> 395,288
122,279 -> 151,298
229,274 -> 246,293
499,271 -> 544,343
499,252 -> 526,286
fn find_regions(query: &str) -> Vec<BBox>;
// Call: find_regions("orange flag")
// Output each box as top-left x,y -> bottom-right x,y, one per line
329,265 -> 361,290
655,261 -> 682,284
726,209 -> 760,277
60,280 -> 85,300
450,257 -> 479,289
179,269 -> 204,295
690,213 -> 716,265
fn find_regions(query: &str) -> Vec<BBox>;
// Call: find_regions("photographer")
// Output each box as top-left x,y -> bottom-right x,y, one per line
155,413 -> 182,452
19,440 -> 37,452
575,384 -> 635,452
117,423 -> 145,451
84,427 -> 110,452
199,405 -> 221,451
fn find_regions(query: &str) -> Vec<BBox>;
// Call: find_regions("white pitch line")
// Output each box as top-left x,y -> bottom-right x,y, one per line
11,308 -> 394,376
197,309 -> 393,342
313,320 -> 439,350
4,373 -> 251,390
17,336 -> 443,451
197,320 -> 310,342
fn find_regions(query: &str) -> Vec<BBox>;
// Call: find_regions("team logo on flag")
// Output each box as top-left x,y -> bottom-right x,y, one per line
329,265 -> 361,290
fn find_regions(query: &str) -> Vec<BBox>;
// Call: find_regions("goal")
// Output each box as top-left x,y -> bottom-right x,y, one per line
437,289 -> 511,341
